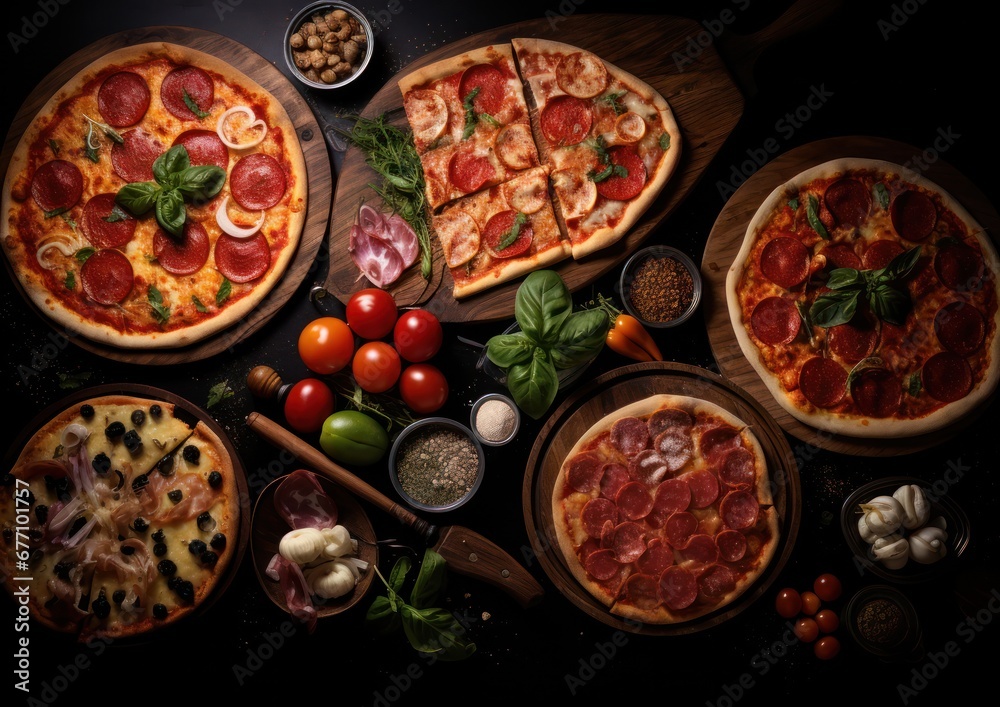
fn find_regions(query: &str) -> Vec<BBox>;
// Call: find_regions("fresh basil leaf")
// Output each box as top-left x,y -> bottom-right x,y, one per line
48,138 -> 60,156
64,270 -> 75,290
486,332 -> 535,369
148,285 -> 170,324
155,188 -> 186,238
182,89 -> 210,119
795,300 -> 813,337
102,204 -> 130,223
807,194 -> 830,240
874,182 -> 890,210
868,283 -> 910,325
409,549 -> 446,610
881,246 -> 922,283
514,270 -> 573,347
481,113 -> 501,128
826,267 -> 864,290
57,371 -> 91,389
177,165 -> 227,204
153,145 -> 191,184
116,182 -> 161,215
809,289 -> 859,328
84,115 -> 123,144
495,212 -> 528,251
659,133 -> 670,151
907,372 -> 922,397
206,380 -> 234,408
587,135 -> 612,165
60,213 -> 77,231
461,86 -> 480,140
388,555 -> 412,595
192,295 -> 208,313
788,197 -> 800,210
43,207 -> 68,219
216,277 -> 232,307
399,605 -> 476,661
507,348 -> 559,420
550,309 -> 610,369
601,91 -> 627,115
589,163 -> 627,183
365,595 -> 402,635
75,247 -> 95,263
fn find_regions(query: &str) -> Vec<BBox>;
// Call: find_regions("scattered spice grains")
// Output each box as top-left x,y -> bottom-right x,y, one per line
856,597 -> 906,645
628,255 -> 694,323
395,426 -> 480,507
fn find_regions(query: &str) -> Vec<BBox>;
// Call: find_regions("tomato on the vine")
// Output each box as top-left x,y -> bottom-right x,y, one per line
283,378 -> 336,434
298,317 -> 355,375
398,363 -> 448,414
393,309 -> 443,362
352,341 -> 401,394
346,288 -> 398,340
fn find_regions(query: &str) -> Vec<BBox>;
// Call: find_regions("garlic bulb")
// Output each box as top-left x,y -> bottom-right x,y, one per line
909,525 -> 948,564
304,560 -> 357,599
319,525 -> 356,559
278,527 -> 326,564
893,484 -> 930,530
872,532 -> 910,569
859,495 -> 904,537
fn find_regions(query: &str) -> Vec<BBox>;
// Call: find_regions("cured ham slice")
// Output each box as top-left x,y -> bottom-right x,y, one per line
266,554 -> 317,633
349,223 -> 404,288
273,469 -> 338,530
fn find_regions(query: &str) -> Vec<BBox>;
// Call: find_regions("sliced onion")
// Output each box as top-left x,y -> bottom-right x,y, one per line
36,235 -> 80,269
216,106 -> 267,149
216,196 -> 265,238
60,423 -> 90,450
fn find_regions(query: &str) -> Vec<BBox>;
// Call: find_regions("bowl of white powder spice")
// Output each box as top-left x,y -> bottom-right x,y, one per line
389,418 -> 485,512
470,394 -> 520,447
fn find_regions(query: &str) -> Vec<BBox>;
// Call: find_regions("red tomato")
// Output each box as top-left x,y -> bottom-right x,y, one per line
298,317 -> 355,375
815,609 -> 840,634
346,288 -> 398,340
283,378 -> 336,433
775,588 -> 802,618
399,363 -> 449,414
813,573 -> 843,602
793,617 -> 819,643
352,341 -> 401,394
800,591 -> 821,616
814,635 -> 841,660
393,309 -> 443,362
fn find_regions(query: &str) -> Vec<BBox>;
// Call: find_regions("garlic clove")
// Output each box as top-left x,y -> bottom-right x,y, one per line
893,484 -> 930,530
860,495 -> 904,537
278,527 -> 326,564
872,532 -> 910,570
909,526 -> 949,564
858,515 -> 879,544
928,515 -> 948,531
319,524 -> 354,559
304,559 -> 357,599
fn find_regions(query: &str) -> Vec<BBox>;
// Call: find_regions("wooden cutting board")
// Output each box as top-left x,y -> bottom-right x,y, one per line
701,136 -> 1000,456
0,26 -> 331,365
325,12 -> 744,320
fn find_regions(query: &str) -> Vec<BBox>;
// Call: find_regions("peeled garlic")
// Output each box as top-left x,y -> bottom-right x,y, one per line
858,515 -> 879,544
860,495 -> 904,537
893,484 -> 930,530
304,559 -> 357,599
278,527 -> 326,564
909,525 -> 948,564
872,532 -> 910,569
319,525 -> 357,559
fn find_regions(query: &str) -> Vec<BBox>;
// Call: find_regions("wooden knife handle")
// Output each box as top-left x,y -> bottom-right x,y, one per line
433,526 -> 544,608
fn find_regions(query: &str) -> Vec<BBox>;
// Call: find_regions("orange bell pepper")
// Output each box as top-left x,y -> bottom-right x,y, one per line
585,293 -> 663,362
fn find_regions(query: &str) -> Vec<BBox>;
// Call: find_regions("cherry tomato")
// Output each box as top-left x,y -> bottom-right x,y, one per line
793,617 -> 819,643
352,341 -> 401,394
346,288 -> 398,340
800,591 -> 821,616
775,588 -> 802,618
815,609 -> 840,634
393,309 -> 443,362
283,378 -> 336,434
814,573 -> 843,602
814,635 -> 841,660
298,317 -> 355,375
399,363 -> 449,414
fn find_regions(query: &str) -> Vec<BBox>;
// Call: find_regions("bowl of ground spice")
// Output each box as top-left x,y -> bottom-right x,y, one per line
470,393 -> 520,447
619,245 -> 701,328
844,585 -> 924,662
389,418 -> 485,512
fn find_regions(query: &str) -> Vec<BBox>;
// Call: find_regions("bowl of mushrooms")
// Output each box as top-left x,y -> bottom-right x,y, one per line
284,1 -> 373,89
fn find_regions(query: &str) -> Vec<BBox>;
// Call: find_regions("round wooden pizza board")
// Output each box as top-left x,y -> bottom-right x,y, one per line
0,26 -> 331,365
522,361 -> 800,635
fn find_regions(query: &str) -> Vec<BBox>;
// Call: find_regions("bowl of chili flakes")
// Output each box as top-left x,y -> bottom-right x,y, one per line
619,245 -> 702,328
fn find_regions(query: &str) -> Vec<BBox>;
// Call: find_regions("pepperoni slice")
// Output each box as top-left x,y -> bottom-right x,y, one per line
567,452 -> 604,494
610,522 -> 646,563
160,66 -> 214,120
449,149 -> 495,195
934,302 -> 986,356
827,313 -> 879,363
81,193 -> 136,248
653,428 -> 693,473
653,478 -> 691,516
595,147 -> 647,202
214,232 -> 271,283
699,564 -> 737,599
581,498 -> 619,538
759,236 -> 810,288
540,95 -> 592,147
628,450 -> 668,486
230,153 -> 286,210
80,249 -> 134,305
890,190 -> 937,242
799,356 -> 848,408
750,297 -> 801,345
153,222 -> 210,276
616,481 -> 654,521
684,469 -> 720,509
584,548 -> 620,581
862,239 -> 905,270
720,490 -> 759,531
664,511 -> 698,549
111,128 -> 163,183
699,425 -> 742,462
719,448 -> 755,489
922,351 -> 973,403
647,408 -> 693,438
659,566 -> 698,610
679,534 -> 720,569
611,416 -> 649,456
459,64 -> 505,116
823,244 -> 862,271
30,160 -> 83,213
482,209 -> 533,259
935,241 -> 984,292
850,368 -> 902,418
599,463 -> 630,500
621,573 -> 660,610
716,530 -> 748,563
172,129 -> 229,171
824,178 -> 871,228
637,539 -> 674,576
98,71 -> 150,127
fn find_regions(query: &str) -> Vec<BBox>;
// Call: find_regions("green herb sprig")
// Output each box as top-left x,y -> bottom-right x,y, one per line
207,380 -> 234,408
587,136 -> 627,183
495,212 -> 528,251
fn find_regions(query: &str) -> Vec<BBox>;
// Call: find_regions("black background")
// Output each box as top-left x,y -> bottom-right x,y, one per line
2,1 -> 998,705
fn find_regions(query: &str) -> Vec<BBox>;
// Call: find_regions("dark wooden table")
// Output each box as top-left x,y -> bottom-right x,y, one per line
2,1 -> 997,704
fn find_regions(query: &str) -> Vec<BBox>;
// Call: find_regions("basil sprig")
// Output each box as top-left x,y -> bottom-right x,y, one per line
495,212 -> 528,251
115,145 -> 225,239
808,246 -> 922,328
587,136 -> 627,183
807,195 -> 830,239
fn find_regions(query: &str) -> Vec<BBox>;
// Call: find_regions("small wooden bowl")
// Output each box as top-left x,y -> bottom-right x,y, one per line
251,473 -> 378,618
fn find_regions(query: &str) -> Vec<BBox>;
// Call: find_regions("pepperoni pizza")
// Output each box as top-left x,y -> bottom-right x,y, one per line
727,158 -> 1000,438
551,394 -> 780,624
1,42 -> 307,349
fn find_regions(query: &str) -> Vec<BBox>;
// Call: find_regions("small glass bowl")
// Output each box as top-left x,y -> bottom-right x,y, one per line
284,1 -> 374,90
844,584 -> 924,662
469,393 -> 521,447
389,417 -> 485,513
619,245 -> 702,328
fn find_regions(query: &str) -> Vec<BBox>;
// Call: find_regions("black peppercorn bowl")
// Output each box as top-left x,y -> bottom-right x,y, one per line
619,245 -> 702,328
389,418 -> 486,513
284,1 -> 374,90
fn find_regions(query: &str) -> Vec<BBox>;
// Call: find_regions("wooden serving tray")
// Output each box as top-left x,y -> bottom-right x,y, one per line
701,136 -> 1000,457
0,26 -> 331,365
522,361 -> 800,635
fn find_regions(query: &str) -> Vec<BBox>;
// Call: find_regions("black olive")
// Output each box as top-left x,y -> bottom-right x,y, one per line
132,474 -> 149,493
153,542 -> 168,557
69,516 -> 87,537
131,517 -> 149,533
55,477 -> 72,502
156,455 -> 175,476
54,561 -> 73,581
157,559 -> 177,576
175,580 -> 194,603
80,404 -> 95,419
92,452 -> 112,475
151,529 -> 165,543
92,590 -> 111,619
34,505 -> 49,524
200,550 -> 218,567
150,404 -> 162,418
28,528 -> 43,543
121,544 -> 135,556
207,470 -> 222,488
24,489 -> 35,505
188,539 -> 207,556
182,445 -> 200,464
0,473 -> 14,487
123,430 -> 142,454
105,421 -> 126,439
197,512 -> 215,532
210,533 -> 226,550
2,528 -> 12,543
130,409 -> 146,427
167,489 -> 183,503
112,589 -> 126,605
152,603 -> 168,619
113,470 -> 125,492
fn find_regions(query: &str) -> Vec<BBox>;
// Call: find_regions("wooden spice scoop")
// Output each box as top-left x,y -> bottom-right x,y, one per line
245,411 -> 545,608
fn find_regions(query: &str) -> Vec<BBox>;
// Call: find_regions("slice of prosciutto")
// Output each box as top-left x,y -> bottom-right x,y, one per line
350,204 -> 419,285
349,223 -> 404,288
266,553 -> 318,634
273,469 -> 338,530
383,213 -> 419,268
